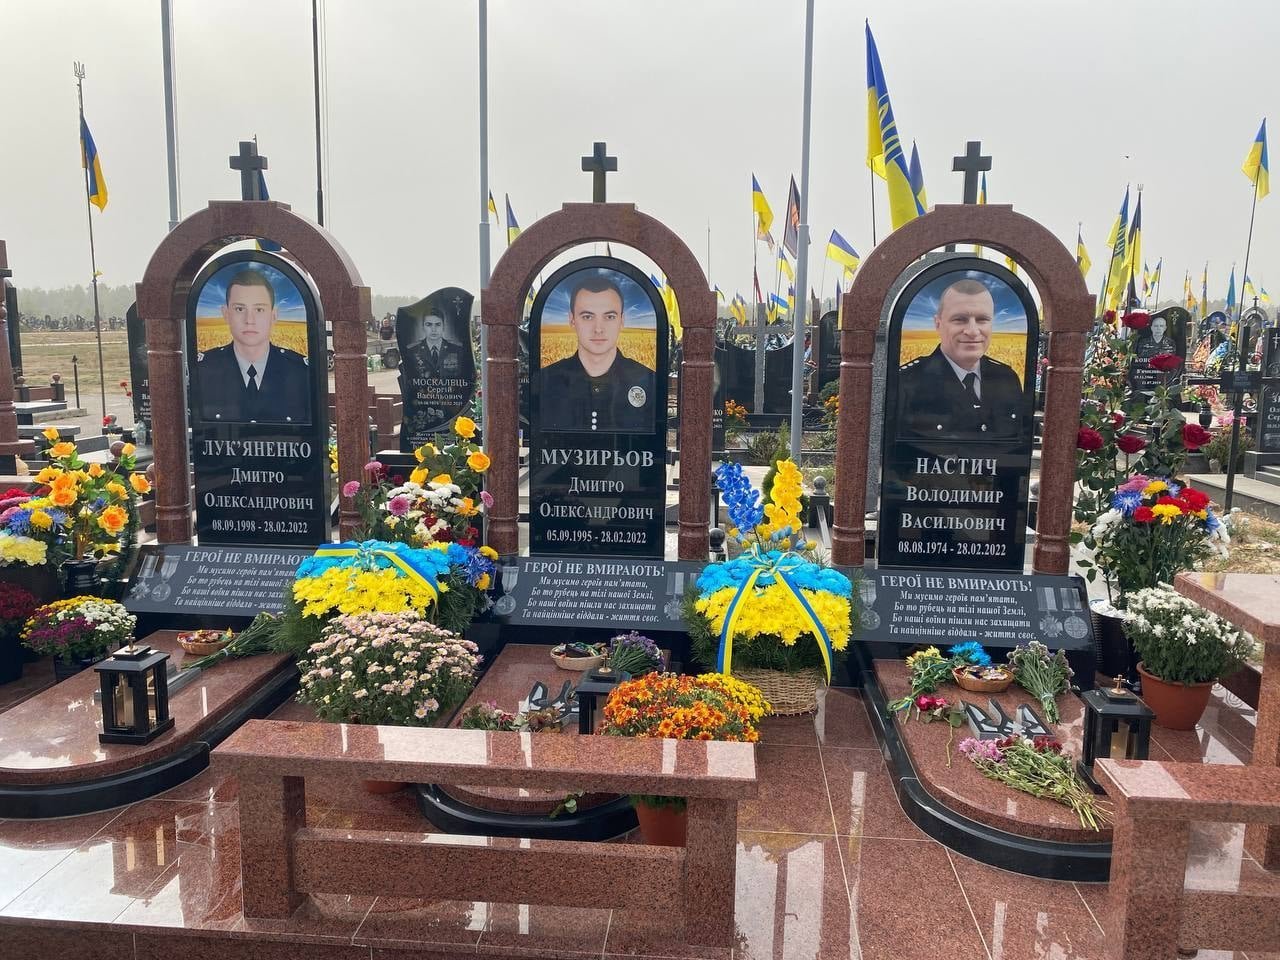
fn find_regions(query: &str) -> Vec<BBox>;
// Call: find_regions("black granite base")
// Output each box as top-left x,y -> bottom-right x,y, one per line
0,667 -> 297,819
415,784 -> 638,841
856,645 -> 1111,882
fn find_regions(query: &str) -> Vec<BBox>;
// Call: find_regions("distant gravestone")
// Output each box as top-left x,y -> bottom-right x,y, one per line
185,250 -> 330,546
716,337 -> 793,415
1189,310 -> 1230,375
878,257 -> 1038,570
816,310 -> 840,394
1127,306 -> 1188,398
3,281 -> 20,378
395,287 -> 476,450
527,256 -> 668,557
125,304 -> 151,440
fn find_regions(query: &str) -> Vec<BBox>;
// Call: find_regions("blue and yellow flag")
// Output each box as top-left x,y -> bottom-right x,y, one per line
1123,193 -> 1143,290
1184,272 -> 1197,313
1141,262 -> 1151,297
1261,285 -> 1272,304
777,247 -> 795,282
729,294 -> 748,325
1104,188 -> 1130,310
908,141 -> 927,212
79,116 -> 107,211
1149,258 -> 1161,294
752,174 -> 774,239
769,292 -> 789,321
714,285 -> 726,303
487,191 -> 498,217
1075,226 -> 1091,278
1243,119 -> 1270,200
1244,275 -> 1258,303
865,22 -> 923,229
254,171 -> 283,252
1201,263 -> 1209,317
974,172 -> 988,256
826,230 -> 860,272
1226,265 -> 1237,314
505,195 -> 520,244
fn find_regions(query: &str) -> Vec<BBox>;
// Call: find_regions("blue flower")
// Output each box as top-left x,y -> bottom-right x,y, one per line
2,508 -> 32,535
1111,490 -> 1142,515
948,641 -> 992,666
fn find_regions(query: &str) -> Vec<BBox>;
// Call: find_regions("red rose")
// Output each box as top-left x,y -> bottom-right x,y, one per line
1116,433 -> 1147,454
1133,506 -> 1155,523
1122,311 -> 1150,330
1149,353 -> 1182,372
1111,411 -> 1126,429
1182,423 -> 1213,449
1077,427 -> 1104,451
1181,488 -> 1211,512
1103,310 -> 1117,325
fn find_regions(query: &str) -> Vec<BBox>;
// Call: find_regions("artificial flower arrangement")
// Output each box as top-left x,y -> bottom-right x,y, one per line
0,582 -> 39,640
0,432 -> 147,583
1074,310 -> 1208,528
459,700 -> 565,733
886,643 -> 992,718
21,595 -> 135,664
1121,585 -> 1256,686
685,461 -> 854,712
1076,474 -> 1228,610
959,734 -> 1110,831
295,611 -> 481,726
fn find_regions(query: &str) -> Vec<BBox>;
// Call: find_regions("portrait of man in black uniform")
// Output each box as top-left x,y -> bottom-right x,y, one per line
406,312 -> 465,378
539,273 -> 654,433
897,277 -> 1026,440
194,268 -> 311,424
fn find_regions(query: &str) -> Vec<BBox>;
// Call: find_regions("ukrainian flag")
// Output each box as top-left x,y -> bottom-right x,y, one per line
714,285 -> 726,303
1226,266 -> 1237,313
1244,275 -> 1258,302
826,230 -> 860,272
1242,119 -> 1270,200
1201,263 -> 1209,317
908,141 -> 927,212
769,292 -> 789,321
865,22 -> 923,229
729,295 -> 747,326
1104,188 -> 1130,310
1262,286 -> 1272,304
778,248 -> 795,282
505,195 -> 520,244
974,173 -> 987,255
1150,258 -> 1161,293
1075,227 -> 1091,278
752,175 -> 774,239
487,191 -> 498,217
80,116 -> 107,211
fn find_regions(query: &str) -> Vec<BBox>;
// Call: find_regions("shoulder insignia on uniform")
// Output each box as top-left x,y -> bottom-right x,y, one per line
901,357 -> 923,369
303,356 -> 309,366
197,352 -> 205,362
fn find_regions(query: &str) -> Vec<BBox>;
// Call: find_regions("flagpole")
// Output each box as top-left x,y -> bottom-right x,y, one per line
789,0 -> 815,460
310,0 -> 325,225
160,0 -> 180,231
74,62 -> 108,424
1152,265 -> 1161,311
1223,175 -> 1262,513
477,0 -> 491,437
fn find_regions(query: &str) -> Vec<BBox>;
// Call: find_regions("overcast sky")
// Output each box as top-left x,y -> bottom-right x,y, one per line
6,0 -> 1277,311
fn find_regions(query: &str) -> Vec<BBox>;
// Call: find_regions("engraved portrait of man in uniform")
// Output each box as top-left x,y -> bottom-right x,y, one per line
537,269 -> 657,434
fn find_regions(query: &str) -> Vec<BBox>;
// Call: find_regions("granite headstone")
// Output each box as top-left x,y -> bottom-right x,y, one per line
395,287 -> 477,450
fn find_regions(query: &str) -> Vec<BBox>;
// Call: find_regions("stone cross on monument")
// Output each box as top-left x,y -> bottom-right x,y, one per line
580,142 -> 618,203
945,140 -> 992,251
229,140 -> 268,201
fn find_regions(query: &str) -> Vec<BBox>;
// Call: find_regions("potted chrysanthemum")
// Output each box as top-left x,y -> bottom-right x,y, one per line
600,672 -> 768,845
685,460 -> 855,714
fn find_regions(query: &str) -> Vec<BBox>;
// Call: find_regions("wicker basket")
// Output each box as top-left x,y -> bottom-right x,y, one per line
550,647 -> 606,672
177,631 -> 233,657
951,665 -> 1014,693
733,667 -> 824,715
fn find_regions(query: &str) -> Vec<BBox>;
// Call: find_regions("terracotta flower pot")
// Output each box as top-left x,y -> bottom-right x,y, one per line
634,801 -> 687,846
362,779 -> 406,795
1136,662 -> 1215,730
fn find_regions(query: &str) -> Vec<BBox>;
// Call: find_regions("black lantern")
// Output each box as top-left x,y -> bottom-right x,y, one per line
576,666 -> 629,734
95,644 -> 175,744
1077,676 -> 1154,789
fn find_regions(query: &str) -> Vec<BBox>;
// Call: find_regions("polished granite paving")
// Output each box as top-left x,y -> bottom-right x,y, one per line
0,682 -> 1274,959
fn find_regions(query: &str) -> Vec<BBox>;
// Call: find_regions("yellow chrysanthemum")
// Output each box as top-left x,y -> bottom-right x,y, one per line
98,504 -> 128,535
906,646 -> 943,670
29,510 -> 53,531
479,545 -> 498,560
475,572 -> 491,590
1151,503 -> 1182,524
291,566 -> 438,619
454,416 -> 477,439
466,451 -> 491,473
0,533 -> 47,565
129,474 -> 151,495
1142,480 -> 1168,496
694,583 -> 851,651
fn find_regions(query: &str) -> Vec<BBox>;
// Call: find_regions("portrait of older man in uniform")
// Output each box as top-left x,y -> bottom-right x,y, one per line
195,268 -> 310,424
897,276 -> 1026,440
406,312 -> 465,378
539,273 -> 654,433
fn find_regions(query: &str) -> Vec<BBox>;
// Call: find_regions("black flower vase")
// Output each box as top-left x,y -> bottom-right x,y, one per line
1197,404 -> 1213,429
61,558 -> 99,598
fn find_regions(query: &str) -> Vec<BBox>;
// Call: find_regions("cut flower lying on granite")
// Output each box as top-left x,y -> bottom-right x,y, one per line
959,734 -> 1110,831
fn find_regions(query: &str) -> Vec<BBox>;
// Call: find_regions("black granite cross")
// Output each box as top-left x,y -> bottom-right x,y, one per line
580,142 -> 618,203
230,140 -> 268,201
952,140 -> 992,205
